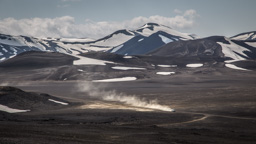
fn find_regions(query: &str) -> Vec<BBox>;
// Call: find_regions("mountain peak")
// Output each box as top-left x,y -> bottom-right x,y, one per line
143,23 -> 160,27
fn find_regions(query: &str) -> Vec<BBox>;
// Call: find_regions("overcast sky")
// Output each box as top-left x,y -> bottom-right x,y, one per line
0,0 -> 255,38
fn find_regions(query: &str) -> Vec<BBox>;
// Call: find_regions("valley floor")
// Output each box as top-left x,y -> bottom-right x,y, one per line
0,68 -> 256,144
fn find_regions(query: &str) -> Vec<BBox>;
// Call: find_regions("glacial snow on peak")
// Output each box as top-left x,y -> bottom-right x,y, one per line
135,23 -> 194,40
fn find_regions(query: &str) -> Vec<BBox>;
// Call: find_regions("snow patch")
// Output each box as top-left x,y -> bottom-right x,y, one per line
156,72 -> 175,75
225,64 -> 249,71
93,32 -> 134,47
3,48 -> 8,53
158,65 -> 177,68
54,41 -> 110,53
217,37 -> 249,61
225,59 -> 241,63
40,40 -> 51,47
159,34 -> 173,44
0,104 -> 30,113
0,38 -> 24,46
74,55 -> 114,66
48,99 -> 69,105
112,66 -> 146,70
92,77 -> 137,82
252,34 -> 256,40
9,55 -> 16,59
123,56 -> 133,59
60,38 -> 94,43
186,63 -> 203,68
77,69 -> 84,72
138,38 -> 144,42
0,57 -> 6,61
110,44 -> 123,53
245,42 -> 256,48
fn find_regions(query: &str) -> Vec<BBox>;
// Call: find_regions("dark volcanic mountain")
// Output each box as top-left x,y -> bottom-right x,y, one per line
147,36 -> 256,62
0,51 -> 78,68
147,36 -> 224,57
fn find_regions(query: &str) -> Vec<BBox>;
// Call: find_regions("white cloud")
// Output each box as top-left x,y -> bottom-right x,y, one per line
0,9 -> 199,39
184,9 -> 199,19
174,9 -> 182,14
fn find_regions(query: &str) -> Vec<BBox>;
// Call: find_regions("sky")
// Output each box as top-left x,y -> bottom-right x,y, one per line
0,0 -> 255,39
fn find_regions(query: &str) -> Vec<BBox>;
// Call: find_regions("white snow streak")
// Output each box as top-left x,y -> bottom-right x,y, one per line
186,63 -> 203,68
123,56 -> 133,59
110,44 -> 123,53
59,38 -> 94,43
138,38 -> 144,42
111,66 -> 146,70
225,64 -> 249,71
156,72 -> 175,75
0,57 -> 6,61
74,55 -> 114,65
2,48 -> 8,53
92,77 -> 137,82
48,99 -> 69,105
158,65 -> 177,68
0,104 -> 30,113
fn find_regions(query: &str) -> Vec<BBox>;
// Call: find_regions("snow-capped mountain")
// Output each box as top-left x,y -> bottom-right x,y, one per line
109,31 -> 189,55
85,23 -> 194,48
108,23 -> 197,55
135,23 -> 195,40
231,31 -> 256,41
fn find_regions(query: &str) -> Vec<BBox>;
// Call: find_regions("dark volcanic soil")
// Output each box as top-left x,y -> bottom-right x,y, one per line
0,66 -> 256,144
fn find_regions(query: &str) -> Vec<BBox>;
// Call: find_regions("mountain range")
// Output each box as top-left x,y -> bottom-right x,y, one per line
0,23 -> 256,70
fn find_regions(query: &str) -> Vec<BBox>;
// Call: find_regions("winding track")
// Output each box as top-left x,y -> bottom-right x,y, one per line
157,111 -> 256,127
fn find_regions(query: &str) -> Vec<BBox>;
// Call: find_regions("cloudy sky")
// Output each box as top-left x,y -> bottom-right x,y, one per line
0,0 -> 255,39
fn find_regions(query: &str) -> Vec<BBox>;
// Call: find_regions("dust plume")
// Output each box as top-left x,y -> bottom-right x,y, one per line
77,82 -> 174,112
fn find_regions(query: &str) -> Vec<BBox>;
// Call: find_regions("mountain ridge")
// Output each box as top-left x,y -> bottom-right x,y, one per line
0,23 -> 256,67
